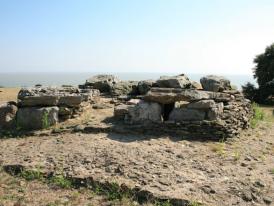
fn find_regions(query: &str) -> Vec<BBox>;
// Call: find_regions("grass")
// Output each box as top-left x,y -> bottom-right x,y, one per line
211,139 -> 226,156
42,110 -> 50,129
250,103 -> 265,128
232,150 -> 241,161
20,169 -> 43,181
4,167 -> 207,206
188,201 -> 203,206
49,175 -> 72,189
154,200 -> 172,206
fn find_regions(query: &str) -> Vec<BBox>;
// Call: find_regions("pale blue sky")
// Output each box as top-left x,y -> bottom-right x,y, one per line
0,0 -> 274,74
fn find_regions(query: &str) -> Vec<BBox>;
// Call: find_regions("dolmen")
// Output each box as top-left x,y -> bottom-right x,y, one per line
114,74 -> 253,139
0,86 -> 99,131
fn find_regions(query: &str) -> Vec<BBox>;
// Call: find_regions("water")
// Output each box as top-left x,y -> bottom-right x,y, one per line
0,72 -> 256,89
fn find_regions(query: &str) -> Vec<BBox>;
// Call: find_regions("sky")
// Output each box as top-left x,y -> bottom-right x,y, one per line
0,0 -> 274,75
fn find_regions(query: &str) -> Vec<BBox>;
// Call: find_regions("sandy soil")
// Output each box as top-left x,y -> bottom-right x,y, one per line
0,90 -> 273,206
0,88 -> 20,104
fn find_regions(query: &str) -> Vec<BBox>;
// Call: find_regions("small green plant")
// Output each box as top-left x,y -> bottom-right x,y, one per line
232,151 -> 241,161
106,182 -> 123,200
21,169 -> 43,181
93,182 -> 132,201
154,200 -> 172,206
211,141 -> 226,156
188,201 -> 203,206
49,175 -> 72,189
42,111 -> 50,129
250,103 -> 265,128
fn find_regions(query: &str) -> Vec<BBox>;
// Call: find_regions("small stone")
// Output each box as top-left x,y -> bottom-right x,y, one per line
201,185 -> 216,194
244,156 -> 252,161
92,104 -> 110,109
241,162 -> 248,167
242,192 -> 252,202
74,125 -> 85,132
254,180 -> 265,188
263,197 -> 272,205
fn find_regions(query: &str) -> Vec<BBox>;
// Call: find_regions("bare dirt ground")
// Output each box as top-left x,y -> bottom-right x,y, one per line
0,92 -> 274,206
0,88 -> 20,104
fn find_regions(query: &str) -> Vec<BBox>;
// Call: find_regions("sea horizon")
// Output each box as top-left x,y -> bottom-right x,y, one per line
0,72 -> 256,89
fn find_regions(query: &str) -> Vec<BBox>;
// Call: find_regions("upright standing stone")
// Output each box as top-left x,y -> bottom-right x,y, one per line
169,108 -> 206,121
128,101 -> 162,123
17,107 -> 59,130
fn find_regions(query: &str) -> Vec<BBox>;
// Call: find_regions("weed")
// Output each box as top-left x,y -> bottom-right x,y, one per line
69,191 -> 80,201
18,187 -> 25,193
250,103 -> 265,128
42,111 -> 50,129
49,175 -> 72,189
1,194 -> 18,200
46,201 -> 61,206
106,182 -> 124,200
21,169 -> 43,181
232,151 -> 241,161
188,201 -> 203,206
154,200 -> 172,206
211,142 -> 225,156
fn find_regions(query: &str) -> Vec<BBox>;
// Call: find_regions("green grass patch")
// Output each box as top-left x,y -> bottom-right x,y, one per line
49,175 -> 72,189
42,111 -> 50,129
188,201 -> 203,206
250,103 -> 265,128
20,169 -> 43,181
93,182 -> 133,201
154,200 -> 172,206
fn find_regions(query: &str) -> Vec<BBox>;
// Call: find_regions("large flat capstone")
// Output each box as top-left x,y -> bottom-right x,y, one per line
58,95 -> 83,107
156,74 -> 192,88
18,96 -> 59,107
144,88 -> 232,104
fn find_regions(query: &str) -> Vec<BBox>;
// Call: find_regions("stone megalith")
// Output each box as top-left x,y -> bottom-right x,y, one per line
85,74 -> 120,93
137,80 -> 155,95
17,107 -> 59,130
156,74 -> 192,88
200,75 -> 232,92
127,101 -> 162,123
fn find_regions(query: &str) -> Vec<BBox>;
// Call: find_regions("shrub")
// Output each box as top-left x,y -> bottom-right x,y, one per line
249,43 -> 274,104
242,82 -> 259,102
250,103 -> 265,128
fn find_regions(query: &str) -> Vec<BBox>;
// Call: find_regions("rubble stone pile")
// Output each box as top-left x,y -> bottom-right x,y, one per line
0,101 -> 18,130
114,75 -> 253,138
